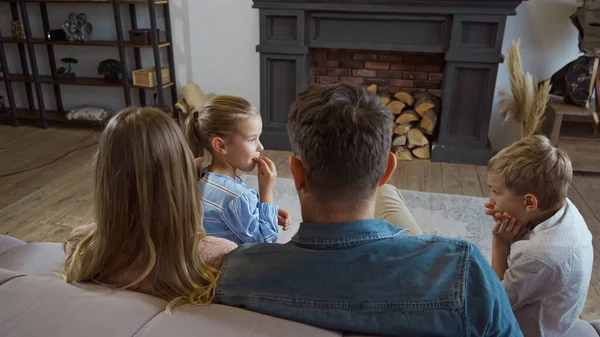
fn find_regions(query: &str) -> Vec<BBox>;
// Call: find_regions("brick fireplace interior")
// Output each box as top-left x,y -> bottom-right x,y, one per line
310,49 -> 446,160
311,49 -> 444,97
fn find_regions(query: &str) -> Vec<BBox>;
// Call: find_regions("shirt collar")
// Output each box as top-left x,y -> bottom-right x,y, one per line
201,169 -> 243,184
531,198 -> 569,233
291,219 -> 407,248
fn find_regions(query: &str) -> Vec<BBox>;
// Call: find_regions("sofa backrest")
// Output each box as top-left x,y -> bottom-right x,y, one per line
0,235 -> 368,337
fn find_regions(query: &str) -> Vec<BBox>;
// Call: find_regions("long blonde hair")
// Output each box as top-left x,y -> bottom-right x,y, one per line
183,95 -> 259,158
63,107 -> 219,313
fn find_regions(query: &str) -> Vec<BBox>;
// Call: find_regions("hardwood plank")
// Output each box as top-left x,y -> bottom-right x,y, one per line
388,160 -> 408,190
571,174 -> 600,222
476,165 -> 491,197
458,164 -> 484,197
441,163 -> 463,195
405,160 -> 424,192
423,161 -> 444,193
582,286 -> 600,321
0,143 -> 96,210
0,142 -> 94,239
568,186 -> 600,246
567,185 -> 600,319
19,223 -> 73,244
558,138 -> 600,173
0,166 -> 92,240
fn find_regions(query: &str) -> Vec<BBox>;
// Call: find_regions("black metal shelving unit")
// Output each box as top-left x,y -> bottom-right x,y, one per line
0,0 -> 178,128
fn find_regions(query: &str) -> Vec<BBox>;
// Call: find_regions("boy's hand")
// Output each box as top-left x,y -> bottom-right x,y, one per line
492,214 -> 522,244
278,208 -> 291,231
256,157 -> 277,204
484,202 -> 502,221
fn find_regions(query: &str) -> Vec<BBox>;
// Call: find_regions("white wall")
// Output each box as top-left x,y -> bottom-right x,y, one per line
490,0 -> 582,149
170,0 -> 260,107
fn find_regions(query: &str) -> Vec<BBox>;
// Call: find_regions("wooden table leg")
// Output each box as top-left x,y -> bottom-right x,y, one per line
550,112 -> 563,147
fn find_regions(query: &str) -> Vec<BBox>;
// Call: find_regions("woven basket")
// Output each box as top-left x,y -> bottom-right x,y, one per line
132,67 -> 170,88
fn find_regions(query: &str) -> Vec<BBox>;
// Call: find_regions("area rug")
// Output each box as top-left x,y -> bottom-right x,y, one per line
241,175 -> 495,261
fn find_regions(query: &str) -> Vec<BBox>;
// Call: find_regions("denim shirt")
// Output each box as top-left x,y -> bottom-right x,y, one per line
215,219 -> 522,337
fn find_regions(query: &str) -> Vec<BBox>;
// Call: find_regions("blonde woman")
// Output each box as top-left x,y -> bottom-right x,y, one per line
63,107 -> 237,312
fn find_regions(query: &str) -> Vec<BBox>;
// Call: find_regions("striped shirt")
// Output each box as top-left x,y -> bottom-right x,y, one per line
199,169 -> 279,244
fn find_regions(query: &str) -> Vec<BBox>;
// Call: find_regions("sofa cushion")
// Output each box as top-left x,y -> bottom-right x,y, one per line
0,235 -> 25,256
135,303 -> 343,337
0,242 -> 65,276
591,320 -> 600,335
0,268 -> 24,286
565,319 -> 600,337
0,275 -> 166,337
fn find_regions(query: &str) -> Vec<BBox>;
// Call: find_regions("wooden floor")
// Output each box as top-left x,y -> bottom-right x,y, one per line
1,125 -> 599,320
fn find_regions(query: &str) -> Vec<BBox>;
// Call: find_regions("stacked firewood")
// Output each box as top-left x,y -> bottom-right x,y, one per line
368,84 -> 441,160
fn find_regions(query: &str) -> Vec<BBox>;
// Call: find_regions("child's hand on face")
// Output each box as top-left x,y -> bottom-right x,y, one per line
484,202 -> 502,221
278,208 -> 291,231
492,213 -> 523,244
255,157 -> 277,203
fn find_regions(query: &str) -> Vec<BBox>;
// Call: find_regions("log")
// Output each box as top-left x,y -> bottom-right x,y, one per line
392,135 -> 407,147
420,109 -> 438,135
380,96 -> 391,106
412,145 -> 431,159
395,147 -> 413,161
395,109 -> 419,124
394,92 -> 414,106
387,101 -> 406,115
414,92 -> 436,117
394,123 -> 412,135
367,84 -> 378,95
407,128 -> 429,148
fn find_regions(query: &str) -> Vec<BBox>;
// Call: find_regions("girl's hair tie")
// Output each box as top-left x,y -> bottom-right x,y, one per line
193,111 -> 199,121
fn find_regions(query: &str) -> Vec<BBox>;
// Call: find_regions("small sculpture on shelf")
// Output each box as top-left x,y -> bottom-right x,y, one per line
56,57 -> 78,78
98,59 -> 121,82
11,21 -> 25,40
62,13 -> 78,41
77,13 -> 93,42
62,12 -> 93,42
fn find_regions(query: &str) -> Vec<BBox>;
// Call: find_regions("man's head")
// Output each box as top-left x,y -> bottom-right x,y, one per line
487,135 -> 572,225
287,83 -> 396,217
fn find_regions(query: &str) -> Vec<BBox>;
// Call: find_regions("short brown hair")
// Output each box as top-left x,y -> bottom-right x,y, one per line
488,135 -> 572,210
288,83 -> 393,202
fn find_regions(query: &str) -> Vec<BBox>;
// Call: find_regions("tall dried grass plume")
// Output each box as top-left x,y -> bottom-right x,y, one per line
497,40 -> 551,139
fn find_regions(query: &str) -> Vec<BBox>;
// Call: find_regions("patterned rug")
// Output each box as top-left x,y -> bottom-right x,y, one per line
242,175 -> 495,261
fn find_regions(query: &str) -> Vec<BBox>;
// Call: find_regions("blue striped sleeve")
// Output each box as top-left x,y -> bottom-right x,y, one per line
221,191 -> 279,243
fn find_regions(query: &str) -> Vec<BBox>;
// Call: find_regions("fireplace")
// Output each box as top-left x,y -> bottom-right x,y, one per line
253,0 -> 526,165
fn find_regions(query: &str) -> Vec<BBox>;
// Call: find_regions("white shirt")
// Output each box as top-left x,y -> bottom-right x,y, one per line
503,198 -> 593,337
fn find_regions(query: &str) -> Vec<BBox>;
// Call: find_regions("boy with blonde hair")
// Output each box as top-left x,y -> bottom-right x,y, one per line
486,135 -> 593,337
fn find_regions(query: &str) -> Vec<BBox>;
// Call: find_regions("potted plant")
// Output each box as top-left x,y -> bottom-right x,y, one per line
98,59 -> 121,82
56,57 -> 78,78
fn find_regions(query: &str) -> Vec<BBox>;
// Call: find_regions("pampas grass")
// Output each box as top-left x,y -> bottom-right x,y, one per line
497,40 -> 551,139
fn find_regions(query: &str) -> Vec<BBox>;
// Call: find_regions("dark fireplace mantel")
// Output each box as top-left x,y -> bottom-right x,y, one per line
253,0 -> 526,164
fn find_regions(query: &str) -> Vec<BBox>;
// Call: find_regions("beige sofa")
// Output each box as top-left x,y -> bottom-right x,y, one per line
1,235 -> 599,337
